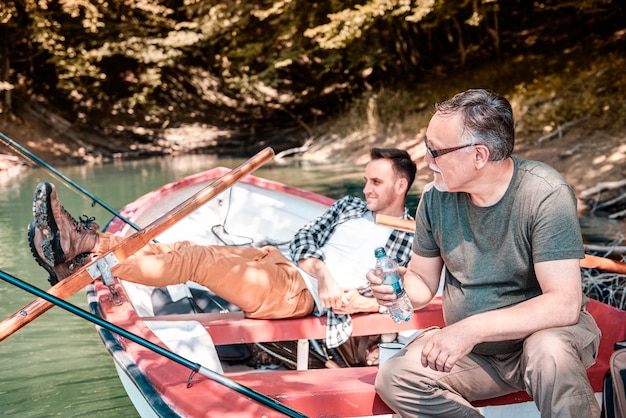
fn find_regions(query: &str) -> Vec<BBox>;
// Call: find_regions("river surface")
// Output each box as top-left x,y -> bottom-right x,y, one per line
0,154 -> 624,417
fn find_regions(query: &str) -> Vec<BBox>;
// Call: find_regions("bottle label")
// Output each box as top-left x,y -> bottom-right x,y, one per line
383,272 -> 404,296
390,281 -> 403,297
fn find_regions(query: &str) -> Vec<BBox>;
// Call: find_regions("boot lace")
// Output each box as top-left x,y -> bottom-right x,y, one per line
77,214 -> 98,231
60,202 -> 99,232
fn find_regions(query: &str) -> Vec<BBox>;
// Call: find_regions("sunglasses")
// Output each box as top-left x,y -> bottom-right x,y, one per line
423,137 -> 475,159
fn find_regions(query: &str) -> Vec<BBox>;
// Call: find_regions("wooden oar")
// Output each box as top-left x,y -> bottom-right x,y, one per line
579,254 -> 626,274
375,214 -> 415,234
0,147 -> 274,342
375,214 -> 626,275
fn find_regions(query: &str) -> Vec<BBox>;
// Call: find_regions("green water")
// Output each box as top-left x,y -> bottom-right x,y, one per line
0,153 -> 623,417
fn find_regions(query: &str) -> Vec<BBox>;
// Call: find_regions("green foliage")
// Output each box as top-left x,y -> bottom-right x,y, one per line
303,0 -> 435,49
0,0 -> 624,139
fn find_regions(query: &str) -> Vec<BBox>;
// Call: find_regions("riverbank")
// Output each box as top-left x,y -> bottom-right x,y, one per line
2,52 -> 626,198
2,105 -> 624,200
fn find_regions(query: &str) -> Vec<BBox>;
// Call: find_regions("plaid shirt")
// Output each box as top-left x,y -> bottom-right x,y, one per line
289,195 -> 414,348
289,195 -> 414,267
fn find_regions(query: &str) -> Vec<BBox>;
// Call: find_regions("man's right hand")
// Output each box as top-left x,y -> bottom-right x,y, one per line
366,267 -> 407,308
317,274 -> 344,309
297,257 -> 343,309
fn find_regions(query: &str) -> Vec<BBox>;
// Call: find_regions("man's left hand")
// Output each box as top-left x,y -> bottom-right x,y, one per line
333,288 -> 378,314
420,324 -> 475,373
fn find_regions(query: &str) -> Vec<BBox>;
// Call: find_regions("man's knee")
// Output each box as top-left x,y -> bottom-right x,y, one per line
522,329 -> 592,378
375,359 -> 396,403
521,329 -> 599,416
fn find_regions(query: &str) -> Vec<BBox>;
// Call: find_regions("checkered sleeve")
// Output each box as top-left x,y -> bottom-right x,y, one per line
289,196 -> 365,262
325,311 -> 352,348
386,209 -> 415,267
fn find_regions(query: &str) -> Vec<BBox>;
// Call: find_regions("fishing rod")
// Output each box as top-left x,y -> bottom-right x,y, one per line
0,131 -> 142,232
0,269 -> 308,418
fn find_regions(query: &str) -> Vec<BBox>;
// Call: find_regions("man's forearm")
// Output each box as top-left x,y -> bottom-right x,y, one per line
456,292 -> 581,346
296,257 -> 326,279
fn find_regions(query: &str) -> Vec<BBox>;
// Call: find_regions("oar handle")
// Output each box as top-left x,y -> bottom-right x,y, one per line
375,213 -> 626,274
375,214 -> 415,233
580,254 -> 626,274
0,147 -> 275,342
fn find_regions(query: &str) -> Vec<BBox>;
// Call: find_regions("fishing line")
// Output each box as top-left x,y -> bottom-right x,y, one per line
0,131 -> 142,232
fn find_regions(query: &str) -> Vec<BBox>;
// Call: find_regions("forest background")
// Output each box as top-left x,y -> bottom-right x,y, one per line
0,0 -> 625,200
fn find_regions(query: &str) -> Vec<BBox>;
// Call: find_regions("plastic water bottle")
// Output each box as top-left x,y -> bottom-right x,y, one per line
374,247 -> 413,323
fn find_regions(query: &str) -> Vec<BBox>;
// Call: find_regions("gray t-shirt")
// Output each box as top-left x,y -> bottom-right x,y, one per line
414,156 -> 584,355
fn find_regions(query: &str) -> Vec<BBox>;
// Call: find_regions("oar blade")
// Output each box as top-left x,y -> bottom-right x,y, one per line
0,270 -> 94,341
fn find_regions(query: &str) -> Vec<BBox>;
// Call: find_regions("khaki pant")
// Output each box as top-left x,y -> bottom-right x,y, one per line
99,234 -> 314,319
375,310 -> 601,418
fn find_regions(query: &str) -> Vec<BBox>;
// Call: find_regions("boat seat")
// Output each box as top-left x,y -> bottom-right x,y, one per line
145,297 -> 626,414
144,297 -> 445,345
145,298 -> 444,369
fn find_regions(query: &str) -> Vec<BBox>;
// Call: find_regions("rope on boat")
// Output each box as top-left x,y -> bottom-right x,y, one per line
210,187 -> 292,249
254,343 -> 298,368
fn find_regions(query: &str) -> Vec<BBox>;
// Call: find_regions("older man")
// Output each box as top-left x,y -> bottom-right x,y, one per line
369,89 -> 600,417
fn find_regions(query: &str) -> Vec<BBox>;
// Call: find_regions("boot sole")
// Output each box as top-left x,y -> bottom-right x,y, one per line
27,221 -> 59,285
32,182 -> 66,265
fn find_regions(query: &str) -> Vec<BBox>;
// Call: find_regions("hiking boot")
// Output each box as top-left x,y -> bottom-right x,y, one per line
28,221 -> 93,285
32,182 -> 100,266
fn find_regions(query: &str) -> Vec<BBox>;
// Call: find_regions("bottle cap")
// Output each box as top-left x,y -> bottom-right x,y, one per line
374,247 -> 386,258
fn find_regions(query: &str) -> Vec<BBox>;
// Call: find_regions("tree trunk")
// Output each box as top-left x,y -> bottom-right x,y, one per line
1,43 -> 12,112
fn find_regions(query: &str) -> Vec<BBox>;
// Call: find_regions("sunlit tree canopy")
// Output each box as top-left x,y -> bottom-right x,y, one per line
0,0 -> 623,143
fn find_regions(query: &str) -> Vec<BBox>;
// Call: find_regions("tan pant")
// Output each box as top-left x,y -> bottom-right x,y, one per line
375,310 -> 601,418
100,234 -> 314,319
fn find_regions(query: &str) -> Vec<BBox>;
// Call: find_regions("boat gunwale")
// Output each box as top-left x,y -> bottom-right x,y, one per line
105,166 -> 336,235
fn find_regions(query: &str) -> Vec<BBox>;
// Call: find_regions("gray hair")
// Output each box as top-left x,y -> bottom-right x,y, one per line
435,89 -> 514,161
